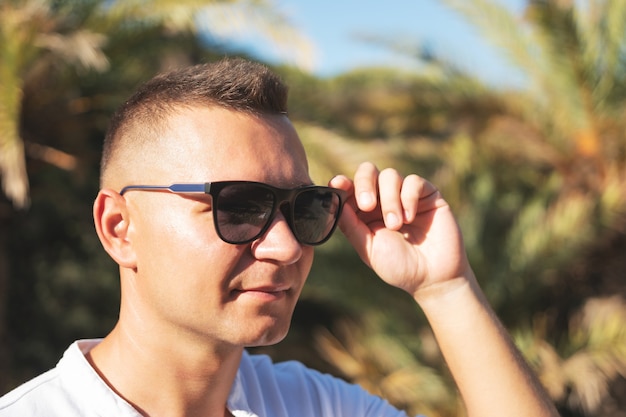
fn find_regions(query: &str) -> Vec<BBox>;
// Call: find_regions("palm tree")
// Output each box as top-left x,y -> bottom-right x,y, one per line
280,1 -> 626,415
0,0 -> 312,209
0,1 -> 102,208
430,1 -> 626,414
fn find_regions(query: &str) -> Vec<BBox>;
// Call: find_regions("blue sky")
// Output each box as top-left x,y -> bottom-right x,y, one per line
229,0 -> 528,88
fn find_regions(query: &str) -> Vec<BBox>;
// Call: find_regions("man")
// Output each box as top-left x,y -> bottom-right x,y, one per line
0,58 -> 559,417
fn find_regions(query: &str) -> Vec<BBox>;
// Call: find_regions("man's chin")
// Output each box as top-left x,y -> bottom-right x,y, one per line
244,323 -> 291,348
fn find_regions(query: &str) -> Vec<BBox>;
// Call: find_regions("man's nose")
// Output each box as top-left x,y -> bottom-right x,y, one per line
250,211 -> 303,264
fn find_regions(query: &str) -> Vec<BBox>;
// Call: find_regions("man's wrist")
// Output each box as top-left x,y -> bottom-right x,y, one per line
412,270 -> 485,316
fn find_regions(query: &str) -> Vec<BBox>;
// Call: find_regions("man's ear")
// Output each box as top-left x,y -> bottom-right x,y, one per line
93,189 -> 137,268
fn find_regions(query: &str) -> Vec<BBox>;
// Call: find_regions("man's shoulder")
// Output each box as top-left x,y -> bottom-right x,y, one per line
242,351 -> 330,385
0,339 -> 135,417
237,352 -> 410,416
0,368 -> 64,414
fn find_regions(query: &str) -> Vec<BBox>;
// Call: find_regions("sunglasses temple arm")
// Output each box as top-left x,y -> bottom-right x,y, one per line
120,184 -> 208,195
168,184 -> 208,193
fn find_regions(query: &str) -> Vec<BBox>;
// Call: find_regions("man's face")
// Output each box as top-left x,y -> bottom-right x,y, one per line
119,106 -> 315,348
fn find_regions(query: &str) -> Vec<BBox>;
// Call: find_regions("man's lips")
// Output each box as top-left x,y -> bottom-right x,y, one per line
231,285 -> 291,301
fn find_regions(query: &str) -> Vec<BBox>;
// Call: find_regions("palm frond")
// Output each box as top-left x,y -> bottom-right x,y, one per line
101,0 -> 216,33
516,296 -> 626,414
0,137 -> 29,208
440,0 -> 598,151
0,2 -> 37,208
296,123 -> 397,184
195,0 -> 316,71
315,318 -> 457,417
507,189 -> 596,273
35,30 -> 109,72
577,0 -> 626,103
0,0 -> 312,208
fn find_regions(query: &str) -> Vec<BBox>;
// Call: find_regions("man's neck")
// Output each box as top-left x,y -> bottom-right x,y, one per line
86,323 -> 243,417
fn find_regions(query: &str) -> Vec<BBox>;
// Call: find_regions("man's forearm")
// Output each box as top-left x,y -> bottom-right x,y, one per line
415,273 -> 560,417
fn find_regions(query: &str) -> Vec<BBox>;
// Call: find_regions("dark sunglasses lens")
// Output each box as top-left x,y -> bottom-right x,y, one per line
293,189 -> 342,244
215,184 -> 275,243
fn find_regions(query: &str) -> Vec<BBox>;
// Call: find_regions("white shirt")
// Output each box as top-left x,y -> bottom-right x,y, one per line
0,340 -> 416,416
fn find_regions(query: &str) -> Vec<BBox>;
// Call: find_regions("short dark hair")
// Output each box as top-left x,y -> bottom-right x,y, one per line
101,58 -> 289,183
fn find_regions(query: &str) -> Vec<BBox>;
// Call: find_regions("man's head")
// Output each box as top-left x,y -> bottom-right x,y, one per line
100,58 -> 289,188
94,58 -> 319,349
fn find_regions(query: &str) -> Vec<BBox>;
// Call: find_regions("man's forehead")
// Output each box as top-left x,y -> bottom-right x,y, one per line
113,105 -> 310,186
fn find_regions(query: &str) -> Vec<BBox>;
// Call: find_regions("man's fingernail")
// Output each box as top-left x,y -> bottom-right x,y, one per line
386,212 -> 399,228
359,192 -> 373,206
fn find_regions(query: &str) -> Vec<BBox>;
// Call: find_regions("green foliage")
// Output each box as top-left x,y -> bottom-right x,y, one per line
514,296 -> 626,414
0,0 -> 309,209
2,1 -> 626,417
287,1 -> 626,415
280,64 -> 500,141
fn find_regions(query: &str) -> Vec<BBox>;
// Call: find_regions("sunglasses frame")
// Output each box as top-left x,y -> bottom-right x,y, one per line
119,181 -> 347,245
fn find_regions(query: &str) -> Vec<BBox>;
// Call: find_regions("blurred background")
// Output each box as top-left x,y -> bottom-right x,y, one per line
1,1 -> 625,416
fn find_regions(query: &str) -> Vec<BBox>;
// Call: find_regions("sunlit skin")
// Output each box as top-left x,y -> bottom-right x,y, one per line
89,105 -> 559,417
90,107 -> 314,416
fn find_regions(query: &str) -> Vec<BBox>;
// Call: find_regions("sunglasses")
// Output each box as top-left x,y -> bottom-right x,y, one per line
120,181 -> 347,245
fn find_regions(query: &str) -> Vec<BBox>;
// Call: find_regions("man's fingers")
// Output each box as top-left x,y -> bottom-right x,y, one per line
353,162 -> 379,211
400,174 -> 425,223
378,168 -> 404,229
